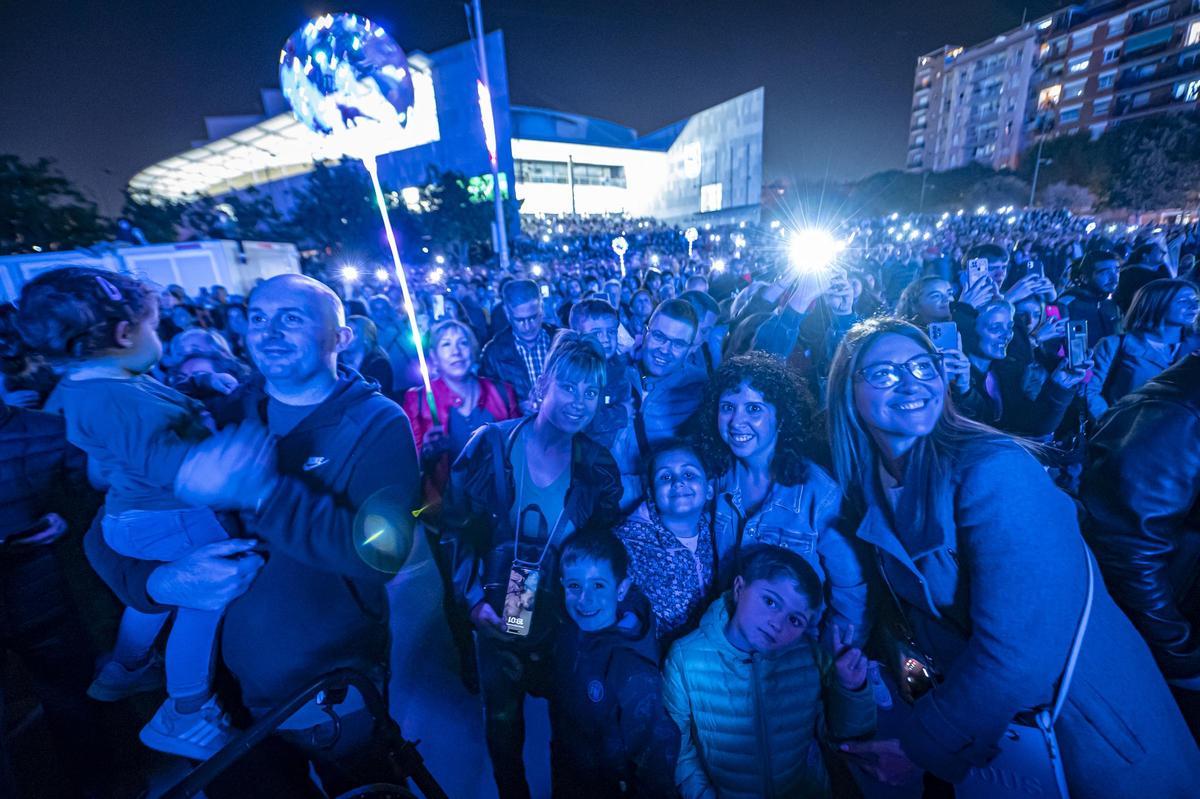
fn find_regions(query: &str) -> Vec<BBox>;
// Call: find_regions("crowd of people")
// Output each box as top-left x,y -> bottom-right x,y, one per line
1,206 -> 1200,798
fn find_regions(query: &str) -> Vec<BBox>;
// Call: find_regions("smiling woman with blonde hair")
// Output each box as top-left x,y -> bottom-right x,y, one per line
826,316 -> 1199,795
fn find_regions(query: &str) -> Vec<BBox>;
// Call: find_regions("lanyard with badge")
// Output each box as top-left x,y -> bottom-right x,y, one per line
503,464 -> 569,637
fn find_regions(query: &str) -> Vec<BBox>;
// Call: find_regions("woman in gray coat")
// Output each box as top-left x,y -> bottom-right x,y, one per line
828,318 -> 1199,796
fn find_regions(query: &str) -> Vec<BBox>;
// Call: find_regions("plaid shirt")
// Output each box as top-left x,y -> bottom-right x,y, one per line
515,329 -> 551,388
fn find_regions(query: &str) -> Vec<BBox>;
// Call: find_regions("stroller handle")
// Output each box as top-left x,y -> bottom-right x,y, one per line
161,668 -> 446,799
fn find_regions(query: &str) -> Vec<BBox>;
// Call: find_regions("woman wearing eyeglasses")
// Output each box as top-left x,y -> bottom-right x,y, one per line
828,318 -> 1199,796
694,351 -> 870,642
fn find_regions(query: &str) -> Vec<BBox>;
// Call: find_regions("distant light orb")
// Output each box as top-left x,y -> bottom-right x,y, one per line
712,259 -> 727,272
279,13 -> 415,153
341,265 -> 361,282
374,267 -> 389,281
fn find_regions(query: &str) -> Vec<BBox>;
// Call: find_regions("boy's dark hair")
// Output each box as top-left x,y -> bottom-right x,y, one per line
560,529 -> 630,583
643,440 -> 708,494
679,289 -> 719,319
17,266 -> 156,363
963,243 -> 1009,267
737,545 -> 822,611
568,297 -> 619,330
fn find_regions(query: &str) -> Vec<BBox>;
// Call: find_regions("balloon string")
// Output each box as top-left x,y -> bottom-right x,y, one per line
361,155 -> 439,427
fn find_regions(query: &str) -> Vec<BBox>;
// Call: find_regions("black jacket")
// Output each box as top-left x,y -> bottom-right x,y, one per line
85,372 -> 421,708
1081,353 -> 1200,681
549,607 -> 679,798
441,416 -> 621,643
0,403 -> 91,542
479,323 -> 559,401
1058,285 -> 1122,347
954,354 -> 1076,439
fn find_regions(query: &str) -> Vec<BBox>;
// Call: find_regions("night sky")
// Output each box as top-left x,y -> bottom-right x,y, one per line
4,0 -> 1062,215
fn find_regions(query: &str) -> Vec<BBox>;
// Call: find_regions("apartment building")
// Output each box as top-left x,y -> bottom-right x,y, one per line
907,28 -> 1037,172
1030,0 -> 1200,140
909,1 -> 1200,173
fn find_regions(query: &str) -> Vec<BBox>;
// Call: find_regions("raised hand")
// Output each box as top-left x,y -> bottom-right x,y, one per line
1051,358 -> 1091,390
940,345 -> 972,394
959,276 -> 998,309
175,422 -> 277,511
832,624 -> 868,690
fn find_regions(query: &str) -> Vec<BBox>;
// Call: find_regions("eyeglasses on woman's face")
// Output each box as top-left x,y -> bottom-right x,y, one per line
854,353 -> 943,390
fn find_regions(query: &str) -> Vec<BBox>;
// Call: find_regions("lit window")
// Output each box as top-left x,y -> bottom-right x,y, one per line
682,143 -> 702,180
699,183 -> 723,213
1174,78 -> 1200,102
1037,17 -> 1053,31
1038,84 -> 1063,109
1188,21 -> 1200,47
1064,79 -> 1087,100
1068,55 -> 1091,73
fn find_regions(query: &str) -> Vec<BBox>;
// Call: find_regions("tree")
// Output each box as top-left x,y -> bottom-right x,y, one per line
286,160 -> 396,259
962,175 -> 1031,210
0,155 -> 108,254
419,169 -> 496,264
1104,113 -> 1200,212
181,186 -> 288,241
121,189 -> 188,243
1040,182 -> 1096,213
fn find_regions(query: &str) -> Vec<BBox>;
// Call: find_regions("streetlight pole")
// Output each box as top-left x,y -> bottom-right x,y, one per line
467,0 -> 509,268
1029,135 -> 1046,208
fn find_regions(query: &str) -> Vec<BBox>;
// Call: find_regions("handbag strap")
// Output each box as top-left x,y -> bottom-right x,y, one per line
1050,544 -> 1095,724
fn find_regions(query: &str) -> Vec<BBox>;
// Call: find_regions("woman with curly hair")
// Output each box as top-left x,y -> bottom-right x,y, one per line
695,351 -> 869,641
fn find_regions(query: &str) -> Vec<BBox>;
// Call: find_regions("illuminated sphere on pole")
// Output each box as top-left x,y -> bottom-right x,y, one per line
279,13 -> 415,152
789,229 -> 841,274
611,236 -> 629,256
684,227 -> 699,244
340,265 -> 361,282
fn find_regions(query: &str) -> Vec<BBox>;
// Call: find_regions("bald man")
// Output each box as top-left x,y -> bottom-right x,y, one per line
85,274 -> 422,793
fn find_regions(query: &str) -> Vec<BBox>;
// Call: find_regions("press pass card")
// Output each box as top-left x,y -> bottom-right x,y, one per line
504,563 -> 540,636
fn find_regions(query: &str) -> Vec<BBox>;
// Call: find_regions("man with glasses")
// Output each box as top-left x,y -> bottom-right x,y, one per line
613,299 -> 707,508
480,280 -> 559,409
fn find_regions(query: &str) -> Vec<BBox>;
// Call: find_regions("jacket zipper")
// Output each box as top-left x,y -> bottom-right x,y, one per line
751,655 -> 775,799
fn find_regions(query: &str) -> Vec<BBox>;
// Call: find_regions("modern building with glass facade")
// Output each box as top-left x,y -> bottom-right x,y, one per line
129,31 -> 764,223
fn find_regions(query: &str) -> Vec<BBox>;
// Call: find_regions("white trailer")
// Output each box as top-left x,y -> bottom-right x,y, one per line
0,240 -> 301,304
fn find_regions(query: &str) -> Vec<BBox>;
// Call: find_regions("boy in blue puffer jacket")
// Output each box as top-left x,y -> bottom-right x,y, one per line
550,529 -> 679,798
662,545 -> 875,799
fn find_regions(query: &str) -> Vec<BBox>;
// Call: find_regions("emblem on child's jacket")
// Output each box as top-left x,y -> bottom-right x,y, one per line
303,456 -> 329,471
